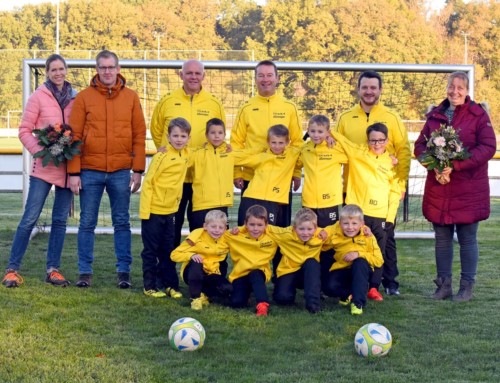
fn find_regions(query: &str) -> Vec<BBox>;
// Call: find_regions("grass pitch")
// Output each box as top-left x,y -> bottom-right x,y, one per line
0,195 -> 499,382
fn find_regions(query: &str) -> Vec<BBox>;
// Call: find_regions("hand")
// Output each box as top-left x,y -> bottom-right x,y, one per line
389,154 -> 398,166
70,176 -> 81,195
325,135 -> 336,148
292,176 -> 301,191
191,254 -> 203,263
400,191 -> 406,201
384,222 -> 394,232
157,146 -> 166,153
234,178 -> 244,189
229,226 -> 240,235
130,173 -> 142,193
343,251 -> 359,262
362,225 -> 373,237
317,229 -> 328,241
226,143 -> 233,153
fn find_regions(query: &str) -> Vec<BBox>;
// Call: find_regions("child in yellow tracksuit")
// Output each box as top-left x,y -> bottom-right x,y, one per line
226,205 -> 278,316
297,114 -> 346,287
331,123 -> 400,301
170,210 -> 232,311
322,204 -> 384,315
267,208 -> 329,314
139,117 -> 192,299
237,124 -> 302,227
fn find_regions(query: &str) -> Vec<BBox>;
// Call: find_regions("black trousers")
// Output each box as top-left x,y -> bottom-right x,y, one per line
183,261 -> 232,299
273,258 -> 321,312
231,270 -> 269,307
364,215 -> 387,289
382,222 -> 399,290
140,213 -> 179,291
324,257 -> 371,308
174,183 -> 193,247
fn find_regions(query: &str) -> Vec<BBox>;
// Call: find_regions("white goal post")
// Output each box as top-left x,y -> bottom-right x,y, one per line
21,58 -> 475,239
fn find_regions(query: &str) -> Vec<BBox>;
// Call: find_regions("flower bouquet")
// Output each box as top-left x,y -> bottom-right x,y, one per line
417,124 -> 471,184
32,123 -> 82,167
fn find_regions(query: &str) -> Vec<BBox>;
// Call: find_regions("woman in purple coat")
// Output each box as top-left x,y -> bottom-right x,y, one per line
414,72 -> 496,301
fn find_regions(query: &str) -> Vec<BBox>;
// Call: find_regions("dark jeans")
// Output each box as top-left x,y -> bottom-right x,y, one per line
231,270 -> 269,307
273,258 -> 321,311
140,213 -> 179,291
324,258 -> 371,308
433,222 -> 479,283
183,261 -> 232,299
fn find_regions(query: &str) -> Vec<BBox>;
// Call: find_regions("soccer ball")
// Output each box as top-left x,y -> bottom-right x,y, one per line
354,323 -> 392,357
168,317 -> 206,351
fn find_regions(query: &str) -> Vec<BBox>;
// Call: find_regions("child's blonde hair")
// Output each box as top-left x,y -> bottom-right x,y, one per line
308,114 -> 330,130
205,209 -> 228,225
245,205 -> 268,224
293,208 -> 317,227
339,204 -> 364,221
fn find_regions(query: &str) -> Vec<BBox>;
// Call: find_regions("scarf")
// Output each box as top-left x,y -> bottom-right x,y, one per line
44,80 -> 73,111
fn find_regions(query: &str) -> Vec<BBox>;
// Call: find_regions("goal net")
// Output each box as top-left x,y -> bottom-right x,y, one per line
21,58 -> 475,239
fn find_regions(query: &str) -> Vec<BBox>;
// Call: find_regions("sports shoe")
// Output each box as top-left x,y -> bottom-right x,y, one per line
2,269 -> 24,288
256,302 -> 269,316
45,270 -> 70,287
367,287 -> 384,301
191,297 -> 203,311
385,287 -> 400,296
338,295 -> 352,306
200,293 -> 210,307
166,287 -> 183,299
117,272 -> 131,289
350,303 -> 363,315
76,273 -> 92,288
143,289 -> 167,298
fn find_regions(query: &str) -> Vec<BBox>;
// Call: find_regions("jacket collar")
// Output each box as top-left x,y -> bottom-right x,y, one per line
91,73 -> 126,97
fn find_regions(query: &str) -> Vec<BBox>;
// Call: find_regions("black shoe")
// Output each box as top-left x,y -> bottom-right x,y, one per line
117,272 -> 131,289
306,304 -> 320,314
76,273 -> 92,288
385,287 -> 400,296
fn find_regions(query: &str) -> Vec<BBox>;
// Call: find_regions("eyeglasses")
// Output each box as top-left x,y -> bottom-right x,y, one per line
368,138 -> 387,145
97,66 -> 117,72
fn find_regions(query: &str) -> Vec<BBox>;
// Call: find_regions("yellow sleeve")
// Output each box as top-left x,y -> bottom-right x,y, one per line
390,114 -> 411,191
139,154 -> 163,220
359,236 -> 384,269
230,106 -> 248,179
150,96 -> 167,149
170,230 -> 204,263
386,178 -> 401,224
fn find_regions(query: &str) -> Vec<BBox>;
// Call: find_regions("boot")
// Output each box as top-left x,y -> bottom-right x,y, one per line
431,276 -> 452,300
453,279 -> 474,302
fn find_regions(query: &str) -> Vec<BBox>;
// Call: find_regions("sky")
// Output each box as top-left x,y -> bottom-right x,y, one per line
0,0 -> 449,12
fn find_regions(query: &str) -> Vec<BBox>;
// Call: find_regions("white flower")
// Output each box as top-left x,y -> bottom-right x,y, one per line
433,136 -> 446,147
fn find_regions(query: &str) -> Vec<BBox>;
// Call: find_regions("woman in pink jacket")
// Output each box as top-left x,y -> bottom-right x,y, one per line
2,54 -> 77,288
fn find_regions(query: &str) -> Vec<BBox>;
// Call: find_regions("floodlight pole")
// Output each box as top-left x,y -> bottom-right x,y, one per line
56,0 -> 60,54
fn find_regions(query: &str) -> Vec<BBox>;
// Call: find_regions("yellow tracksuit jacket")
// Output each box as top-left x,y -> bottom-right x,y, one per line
225,227 -> 278,283
322,222 -> 384,272
139,143 -> 191,220
266,225 -> 326,277
297,140 -> 347,209
332,132 -> 401,223
170,228 -> 229,280
239,146 -> 302,204
230,93 -> 303,180
334,102 -> 410,192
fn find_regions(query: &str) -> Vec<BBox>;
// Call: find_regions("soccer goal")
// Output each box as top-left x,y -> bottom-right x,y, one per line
21,58 -> 475,239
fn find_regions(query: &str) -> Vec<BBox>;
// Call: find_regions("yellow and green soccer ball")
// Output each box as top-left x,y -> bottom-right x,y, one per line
354,323 -> 392,357
168,317 -> 206,351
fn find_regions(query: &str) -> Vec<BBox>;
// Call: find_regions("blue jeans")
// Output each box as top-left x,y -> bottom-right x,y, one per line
7,176 -> 72,271
433,222 -> 479,283
78,169 -> 132,274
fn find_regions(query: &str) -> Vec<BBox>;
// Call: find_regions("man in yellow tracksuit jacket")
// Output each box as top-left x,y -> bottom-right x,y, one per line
230,60 -> 304,225
150,59 -> 226,246
334,71 -> 410,297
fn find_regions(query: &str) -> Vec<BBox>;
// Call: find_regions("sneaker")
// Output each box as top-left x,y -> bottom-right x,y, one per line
200,293 -> 210,307
2,269 -> 24,288
256,302 -> 270,316
385,287 -> 400,296
338,295 -> 352,306
143,289 -> 167,298
367,287 -> 384,301
45,270 -> 70,287
306,304 -> 320,314
117,272 -> 131,289
350,303 -> 363,315
75,273 -> 92,288
191,297 -> 203,311
166,287 -> 183,299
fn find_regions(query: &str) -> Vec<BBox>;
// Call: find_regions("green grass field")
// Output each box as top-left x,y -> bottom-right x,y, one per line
0,195 -> 499,382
